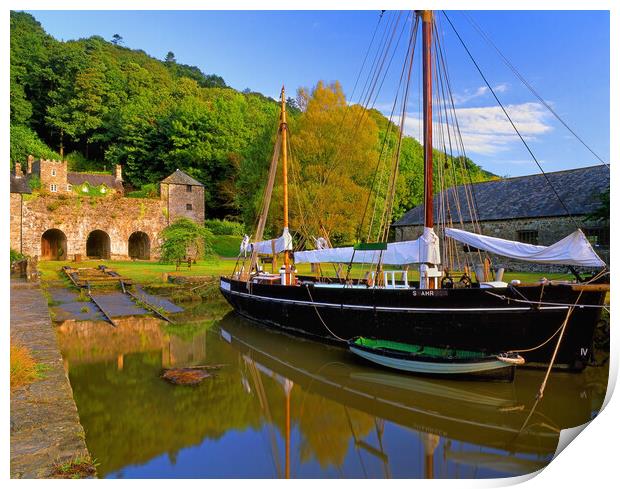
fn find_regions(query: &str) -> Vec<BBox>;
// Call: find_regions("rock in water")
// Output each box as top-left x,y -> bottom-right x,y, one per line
161,368 -> 212,385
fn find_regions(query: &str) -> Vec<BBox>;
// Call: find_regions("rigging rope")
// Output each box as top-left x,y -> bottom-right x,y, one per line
463,11 -> 609,169
442,11 -> 581,229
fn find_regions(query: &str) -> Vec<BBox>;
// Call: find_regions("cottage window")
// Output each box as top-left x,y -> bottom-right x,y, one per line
82,185 -> 89,193
100,186 -> 107,194
50,184 -> 58,192
51,169 -> 57,177
584,227 -> 609,247
186,203 -> 193,210
517,230 -> 538,245
186,185 -> 192,192
67,184 -> 72,191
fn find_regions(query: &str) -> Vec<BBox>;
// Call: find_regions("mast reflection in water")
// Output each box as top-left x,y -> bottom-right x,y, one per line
57,311 -> 607,478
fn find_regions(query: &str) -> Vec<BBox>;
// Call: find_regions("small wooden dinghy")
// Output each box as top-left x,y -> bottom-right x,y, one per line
348,337 -> 524,381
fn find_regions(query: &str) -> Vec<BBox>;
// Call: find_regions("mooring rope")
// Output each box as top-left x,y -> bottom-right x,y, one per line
305,285 -> 350,342
536,290 -> 584,399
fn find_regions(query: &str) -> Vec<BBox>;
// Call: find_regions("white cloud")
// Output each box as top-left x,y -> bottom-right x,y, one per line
451,86 -> 488,105
401,102 -> 553,156
450,83 -> 510,105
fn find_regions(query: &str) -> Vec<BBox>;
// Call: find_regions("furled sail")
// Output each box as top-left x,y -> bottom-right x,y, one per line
294,227 -> 441,265
445,227 -> 605,267
242,228 -> 293,255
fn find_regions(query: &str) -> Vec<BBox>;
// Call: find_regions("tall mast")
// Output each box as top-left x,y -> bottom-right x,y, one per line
280,86 -> 291,284
421,10 -> 433,229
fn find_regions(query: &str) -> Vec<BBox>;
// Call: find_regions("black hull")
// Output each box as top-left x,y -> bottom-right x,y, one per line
219,276 -> 605,370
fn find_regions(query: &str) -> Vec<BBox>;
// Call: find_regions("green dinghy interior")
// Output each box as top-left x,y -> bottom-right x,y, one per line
352,337 -> 492,360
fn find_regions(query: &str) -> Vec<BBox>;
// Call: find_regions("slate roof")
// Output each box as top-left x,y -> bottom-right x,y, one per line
67,172 -> 123,189
392,165 -> 610,227
160,169 -> 204,187
10,174 -> 32,194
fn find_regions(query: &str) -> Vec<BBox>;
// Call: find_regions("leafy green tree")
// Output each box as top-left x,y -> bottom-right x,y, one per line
111,34 -> 123,45
159,217 -> 214,264
10,124 -> 60,162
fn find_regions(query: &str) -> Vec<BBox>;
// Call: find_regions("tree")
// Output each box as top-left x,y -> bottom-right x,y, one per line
286,81 -> 379,244
587,188 -> 610,223
164,51 -> 176,64
159,217 -> 214,264
111,34 -> 123,45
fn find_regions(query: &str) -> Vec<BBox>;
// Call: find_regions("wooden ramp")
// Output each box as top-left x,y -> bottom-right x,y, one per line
61,266 -> 176,326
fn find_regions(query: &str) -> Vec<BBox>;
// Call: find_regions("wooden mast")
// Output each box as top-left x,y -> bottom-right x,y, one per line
280,86 -> 292,285
421,10 -> 433,229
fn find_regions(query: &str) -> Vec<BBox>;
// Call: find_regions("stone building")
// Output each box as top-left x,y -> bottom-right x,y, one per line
392,165 -> 610,272
10,157 -> 205,261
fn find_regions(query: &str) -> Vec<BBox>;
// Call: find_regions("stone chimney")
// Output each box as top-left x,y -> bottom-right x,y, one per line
14,162 -> 23,177
115,164 -> 123,181
27,155 -> 34,174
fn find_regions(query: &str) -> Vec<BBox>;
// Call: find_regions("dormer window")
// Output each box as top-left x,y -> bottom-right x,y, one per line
186,185 -> 192,192
82,185 -> 89,193
100,186 -> 107,194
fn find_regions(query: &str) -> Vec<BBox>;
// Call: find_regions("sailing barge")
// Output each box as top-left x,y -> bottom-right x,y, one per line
220,10 -> 608,370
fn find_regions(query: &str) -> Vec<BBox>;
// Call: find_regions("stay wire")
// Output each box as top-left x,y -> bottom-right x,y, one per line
463,11 -> 609,168
442,11 -> 580,229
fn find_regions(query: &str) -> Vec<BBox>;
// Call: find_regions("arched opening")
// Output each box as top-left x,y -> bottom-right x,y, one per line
41,229 -> 67,261
128,231 -> 150,260
86,230 -> 111,259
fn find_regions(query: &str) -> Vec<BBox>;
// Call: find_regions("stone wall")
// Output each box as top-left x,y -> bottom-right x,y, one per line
17,193 -> 168,260
160,182 -> 205,225
10,193 -> 23,253
394,216 -> 610,273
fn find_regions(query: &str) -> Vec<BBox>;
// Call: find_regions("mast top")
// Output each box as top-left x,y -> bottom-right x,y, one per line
416,10 -> 433,22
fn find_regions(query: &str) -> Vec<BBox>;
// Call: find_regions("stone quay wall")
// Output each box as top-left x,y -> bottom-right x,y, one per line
394,216 -> 610,273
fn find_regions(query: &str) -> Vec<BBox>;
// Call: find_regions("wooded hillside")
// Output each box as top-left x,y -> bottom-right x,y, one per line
10,11 -> 495,243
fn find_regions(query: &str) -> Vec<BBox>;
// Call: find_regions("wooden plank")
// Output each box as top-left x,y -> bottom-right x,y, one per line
570,283 -> 610,292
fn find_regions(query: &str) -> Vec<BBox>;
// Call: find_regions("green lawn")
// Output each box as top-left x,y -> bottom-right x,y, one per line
38,254 -> 570,287
212,235 -> 243,258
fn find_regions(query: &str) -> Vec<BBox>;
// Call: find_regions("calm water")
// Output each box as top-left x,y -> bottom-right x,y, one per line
56,300 -> 608,479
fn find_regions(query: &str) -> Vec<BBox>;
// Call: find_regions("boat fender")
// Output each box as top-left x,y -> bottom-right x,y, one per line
496,353 -> 525,365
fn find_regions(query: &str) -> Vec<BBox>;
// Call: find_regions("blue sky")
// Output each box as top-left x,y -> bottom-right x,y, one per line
26,10 -> 610,177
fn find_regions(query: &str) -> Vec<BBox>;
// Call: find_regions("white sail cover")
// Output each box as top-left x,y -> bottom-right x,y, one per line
294,227 -> 441,265
248,228 -> 293,255
445,227 -> 605,267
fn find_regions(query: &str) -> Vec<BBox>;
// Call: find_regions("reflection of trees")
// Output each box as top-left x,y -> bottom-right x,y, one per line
69,339 -> 262,476
70,339 -> 376,477
293,388 -> 374,469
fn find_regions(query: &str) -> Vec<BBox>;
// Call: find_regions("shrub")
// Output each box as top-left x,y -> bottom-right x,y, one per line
28,174 -> 41,190
205,218 -> 245,236
126,183 -> 159,199
10,341 -> 40,390
159,217 -> 214,264
10,248 -> 25,264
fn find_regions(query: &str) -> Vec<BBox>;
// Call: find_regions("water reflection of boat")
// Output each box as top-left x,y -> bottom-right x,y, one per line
219,312 -> 602,471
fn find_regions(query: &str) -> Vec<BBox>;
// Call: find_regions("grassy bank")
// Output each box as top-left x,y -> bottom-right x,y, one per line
10,341 -> 43,391
38,255 -> 571,288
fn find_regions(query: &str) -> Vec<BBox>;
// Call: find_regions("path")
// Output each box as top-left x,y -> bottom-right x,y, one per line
10,280 -> 93,478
